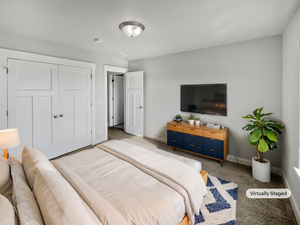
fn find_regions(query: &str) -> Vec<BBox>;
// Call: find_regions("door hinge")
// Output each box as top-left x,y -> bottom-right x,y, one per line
91,103 -> 92,107
91,130 -> 92,134
90,74 -> 93,79
112,116 -> 114,119
6,111 -> 8,117
112,97 -> 114,100
112,79 -> 114,82
4,67 -> 8,74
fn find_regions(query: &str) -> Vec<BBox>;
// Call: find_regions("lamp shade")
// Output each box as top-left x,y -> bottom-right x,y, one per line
0,129 -> 20,149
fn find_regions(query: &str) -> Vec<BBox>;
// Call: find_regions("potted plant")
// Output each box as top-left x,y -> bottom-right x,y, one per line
175,114 -> 182,122
187,114 -> 195,124
242,107 -> 284,182
195,117 -> 201,125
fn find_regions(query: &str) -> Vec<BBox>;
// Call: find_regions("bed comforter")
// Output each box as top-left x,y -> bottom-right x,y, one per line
52,140 -> 207,225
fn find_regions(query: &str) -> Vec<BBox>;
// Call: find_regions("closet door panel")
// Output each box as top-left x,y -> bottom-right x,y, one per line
8,59 -> 59,158
58,66 -> 91,154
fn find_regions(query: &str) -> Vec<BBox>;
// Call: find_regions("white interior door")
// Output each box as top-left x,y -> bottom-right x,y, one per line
125,71 -> 144,137
8,59 -> 59,158
113,75 -> 124,126
58,65 -> 92,155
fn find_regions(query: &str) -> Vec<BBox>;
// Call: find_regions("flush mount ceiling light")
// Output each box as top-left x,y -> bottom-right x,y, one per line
119,21 -> 145,38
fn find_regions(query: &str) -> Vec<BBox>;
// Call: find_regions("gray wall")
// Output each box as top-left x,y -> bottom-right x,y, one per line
0,33 -> 128,142
129,36 -> 282,168
282,6 -> 300,223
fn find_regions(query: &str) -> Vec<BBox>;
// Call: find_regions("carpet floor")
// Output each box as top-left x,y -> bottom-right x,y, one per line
106,127 -> 298,225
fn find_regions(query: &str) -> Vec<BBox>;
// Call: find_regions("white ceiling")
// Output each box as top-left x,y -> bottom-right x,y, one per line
0,0 -> 299,61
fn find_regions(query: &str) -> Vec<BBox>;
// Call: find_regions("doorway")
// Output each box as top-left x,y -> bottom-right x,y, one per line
108,72 -> 124,130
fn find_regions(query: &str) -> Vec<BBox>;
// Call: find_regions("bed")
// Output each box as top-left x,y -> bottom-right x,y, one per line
6,138 -> 208,225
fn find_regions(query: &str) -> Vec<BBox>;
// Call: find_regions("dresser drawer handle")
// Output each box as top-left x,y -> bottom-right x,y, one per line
210,138 -> 214,141
210,149 -> 215,151
210,132 -> 215,134
191,144 -> 195,147
173,140 -> 176,142
173,125 -> 176,127
190,128 -> 195,130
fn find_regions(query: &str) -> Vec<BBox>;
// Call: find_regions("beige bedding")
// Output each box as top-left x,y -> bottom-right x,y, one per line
53,140 -> 207,225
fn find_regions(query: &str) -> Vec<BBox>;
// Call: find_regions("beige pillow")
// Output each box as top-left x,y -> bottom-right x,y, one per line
0,156 -> 12,198
0,193 -> 17,225
22,147 -> 57,190
10,157 -> 44,225
34,168 -> 97,225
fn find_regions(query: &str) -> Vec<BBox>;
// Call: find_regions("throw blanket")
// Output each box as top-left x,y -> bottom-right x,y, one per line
98,140 -> 207,225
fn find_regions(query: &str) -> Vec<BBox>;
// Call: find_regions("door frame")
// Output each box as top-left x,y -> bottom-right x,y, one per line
104,65 -> 128,141
0,48 -> 96,157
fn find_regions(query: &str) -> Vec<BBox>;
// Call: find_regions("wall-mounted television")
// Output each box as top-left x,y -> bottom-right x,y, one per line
181,83 -> 227,116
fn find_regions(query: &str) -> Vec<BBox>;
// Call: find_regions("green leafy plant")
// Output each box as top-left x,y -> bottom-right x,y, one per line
188,114 -> 195,120
242,107 -> 284,163
175,114 -> 182,119
195,117 -> 200,121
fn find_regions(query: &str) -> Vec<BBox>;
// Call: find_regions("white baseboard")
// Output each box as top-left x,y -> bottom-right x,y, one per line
226,154 -> 282,176
282,172 -> 300,225
144,133 -> 167,143
93,137 -> 107,145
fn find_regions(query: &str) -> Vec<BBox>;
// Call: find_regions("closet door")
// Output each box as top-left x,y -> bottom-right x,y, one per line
8,59 -> 59,158
113,75 -> 124,126
58,66 -> 92,155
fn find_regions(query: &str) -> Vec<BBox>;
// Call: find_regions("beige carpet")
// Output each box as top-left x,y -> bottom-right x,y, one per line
57,127 -> 298,225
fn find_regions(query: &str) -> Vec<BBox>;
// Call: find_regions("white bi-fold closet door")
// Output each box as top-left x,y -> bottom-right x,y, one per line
8,59 -> 92,159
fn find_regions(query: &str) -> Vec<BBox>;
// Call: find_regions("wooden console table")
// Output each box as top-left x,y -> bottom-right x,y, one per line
167,121 -> 228,166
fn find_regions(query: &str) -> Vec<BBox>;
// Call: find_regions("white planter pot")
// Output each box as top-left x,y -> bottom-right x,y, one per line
195,120 -> 200,125
252,156 -> 270,182
188,120 -> 194,124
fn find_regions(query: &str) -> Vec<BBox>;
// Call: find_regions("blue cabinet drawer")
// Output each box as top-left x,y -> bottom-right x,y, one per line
184,133 -> 202,146
203,137 -> 224,151
184,143 -> 202,154
167,130 -> 183,142
167,139 -> 184,149
203,147 -> 224,160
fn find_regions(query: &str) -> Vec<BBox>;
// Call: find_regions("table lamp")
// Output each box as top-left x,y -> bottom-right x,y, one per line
0,129 -> 20,159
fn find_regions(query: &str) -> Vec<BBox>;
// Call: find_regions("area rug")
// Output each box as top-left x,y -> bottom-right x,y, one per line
195,175 -> 238,225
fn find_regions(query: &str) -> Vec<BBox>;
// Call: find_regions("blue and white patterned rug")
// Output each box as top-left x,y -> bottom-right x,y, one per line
195,175 -> 238,225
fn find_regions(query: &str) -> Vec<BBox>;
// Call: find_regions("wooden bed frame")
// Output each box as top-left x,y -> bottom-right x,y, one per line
179,170 -> 208,225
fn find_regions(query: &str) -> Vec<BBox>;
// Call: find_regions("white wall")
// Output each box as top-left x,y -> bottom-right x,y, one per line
282,6 -> 300,224
129,36 -> 283,168
0,33 -> 128,143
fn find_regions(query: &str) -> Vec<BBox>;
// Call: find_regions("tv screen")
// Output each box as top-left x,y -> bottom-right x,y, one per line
181,84 -> 227,116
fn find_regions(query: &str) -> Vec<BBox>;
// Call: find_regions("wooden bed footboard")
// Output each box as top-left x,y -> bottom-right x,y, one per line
179,170 -> 207,225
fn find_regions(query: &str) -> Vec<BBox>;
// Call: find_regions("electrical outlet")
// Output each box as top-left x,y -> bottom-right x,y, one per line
98,129 -> 101,133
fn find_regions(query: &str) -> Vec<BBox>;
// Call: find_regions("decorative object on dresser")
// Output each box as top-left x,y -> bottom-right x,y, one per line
0,128 -> 20,159
195,117 -> 201,125
167,121 -> 228,166
187,114 -> 195,124
242,107 -> 284,182
174,114 -> 182,122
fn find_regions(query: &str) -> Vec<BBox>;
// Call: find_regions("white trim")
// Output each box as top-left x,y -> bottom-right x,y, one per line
282,172 -> 300,225
104,65 -> 128,142
144,133 -> 167,143
0,48 -> 96,145
226,154 -> 282,175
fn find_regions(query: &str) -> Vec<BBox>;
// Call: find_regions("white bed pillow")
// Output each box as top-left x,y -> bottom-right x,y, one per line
34,168 -> 97,225
0,193 -> 17,225
22,146 -> 57,190
10,157 -> 44,225
0,156 -> 12,197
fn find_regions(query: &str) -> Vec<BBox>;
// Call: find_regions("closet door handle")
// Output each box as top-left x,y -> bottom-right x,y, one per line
60,114 -> 64,118
53,115 -> 58,119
